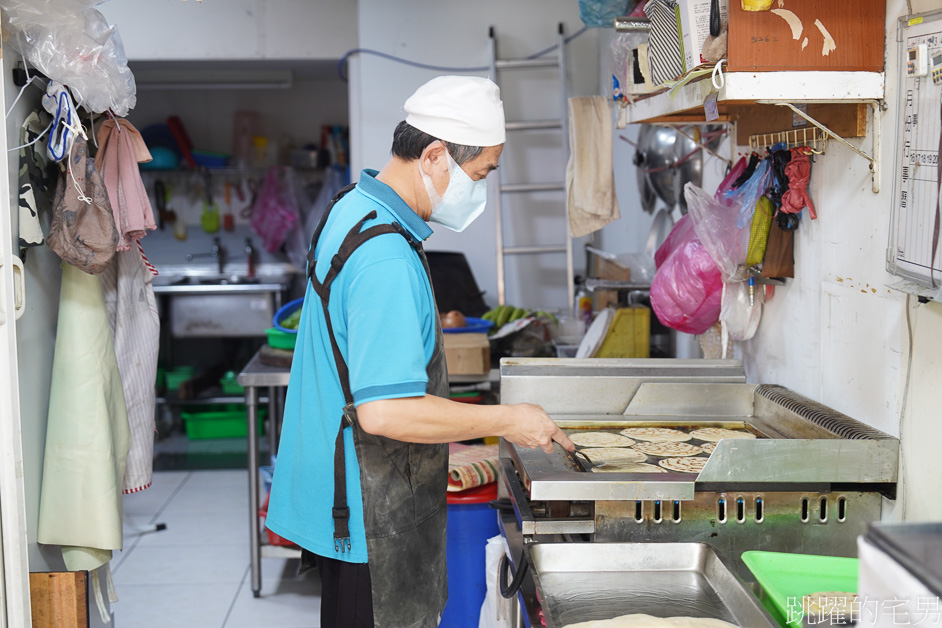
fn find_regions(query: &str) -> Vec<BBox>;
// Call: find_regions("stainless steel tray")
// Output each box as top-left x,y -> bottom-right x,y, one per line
525,542 -> 778,628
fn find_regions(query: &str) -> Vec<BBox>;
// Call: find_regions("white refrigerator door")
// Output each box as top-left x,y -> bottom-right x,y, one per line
0,47 -> 35,628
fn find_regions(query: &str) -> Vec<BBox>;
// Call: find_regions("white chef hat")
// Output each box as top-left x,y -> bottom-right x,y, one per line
404,76 -> 506,147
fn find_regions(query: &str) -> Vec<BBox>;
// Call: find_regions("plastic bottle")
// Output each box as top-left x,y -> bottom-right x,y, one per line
575,279 -> 593,327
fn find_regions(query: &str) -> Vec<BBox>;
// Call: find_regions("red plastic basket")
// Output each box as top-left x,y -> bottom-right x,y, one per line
259,491 -> 300,548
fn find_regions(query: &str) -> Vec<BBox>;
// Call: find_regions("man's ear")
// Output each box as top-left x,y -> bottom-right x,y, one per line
420,141 -> 447,174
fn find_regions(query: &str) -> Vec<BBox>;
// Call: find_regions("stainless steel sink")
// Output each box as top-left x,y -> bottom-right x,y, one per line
153,264 -> 299,337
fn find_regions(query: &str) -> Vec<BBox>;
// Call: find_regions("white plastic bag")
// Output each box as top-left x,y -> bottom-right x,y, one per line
2,0 -> 137,116
719,281 -> 763,342
478,535 -> 514,628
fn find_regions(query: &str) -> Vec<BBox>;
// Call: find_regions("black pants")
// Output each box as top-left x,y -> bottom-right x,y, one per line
317,554 -> 375,628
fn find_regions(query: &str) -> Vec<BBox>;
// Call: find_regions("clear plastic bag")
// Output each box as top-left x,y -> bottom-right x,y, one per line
684,182 -> 749,282
2,0 -> 137,116
725,156 -> 771,228
650,215 -> 723,335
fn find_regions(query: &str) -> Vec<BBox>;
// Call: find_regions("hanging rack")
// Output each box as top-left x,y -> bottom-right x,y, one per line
748,127 -> 828,154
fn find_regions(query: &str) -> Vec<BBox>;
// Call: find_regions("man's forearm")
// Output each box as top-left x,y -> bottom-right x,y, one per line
356,395 -> 512,443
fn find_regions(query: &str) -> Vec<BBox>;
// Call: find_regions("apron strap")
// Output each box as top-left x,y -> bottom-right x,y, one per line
305,191 -> 418,552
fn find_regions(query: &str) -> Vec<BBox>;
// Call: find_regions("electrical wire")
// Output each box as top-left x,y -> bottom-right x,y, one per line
336,26 -> 589,81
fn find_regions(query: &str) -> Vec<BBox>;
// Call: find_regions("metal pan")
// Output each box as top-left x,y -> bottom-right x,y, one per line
525,542 -> 779,628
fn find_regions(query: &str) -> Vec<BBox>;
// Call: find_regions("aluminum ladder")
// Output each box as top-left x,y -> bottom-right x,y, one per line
488,24 -> 574,311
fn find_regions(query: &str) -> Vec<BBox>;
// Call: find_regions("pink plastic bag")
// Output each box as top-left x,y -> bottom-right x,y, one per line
650,215 -> 723,335
250,166 -> 299,253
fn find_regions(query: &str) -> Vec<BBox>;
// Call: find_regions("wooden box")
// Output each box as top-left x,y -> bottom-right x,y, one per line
727,0 -> 885,72
30,571 -> 88,628
443,333 -> 490,375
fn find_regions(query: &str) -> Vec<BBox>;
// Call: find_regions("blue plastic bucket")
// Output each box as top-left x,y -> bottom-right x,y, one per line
440,483 -> 499,627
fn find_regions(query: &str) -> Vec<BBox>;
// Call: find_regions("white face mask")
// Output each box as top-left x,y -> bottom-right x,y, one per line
420,148 -> 487,232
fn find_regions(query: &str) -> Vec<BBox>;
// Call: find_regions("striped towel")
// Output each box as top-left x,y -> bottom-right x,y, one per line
448,443 -> 499,492
644,0 -> 686,86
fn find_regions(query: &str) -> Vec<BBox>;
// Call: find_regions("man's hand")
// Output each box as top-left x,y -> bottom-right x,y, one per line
501,403 -> 574,454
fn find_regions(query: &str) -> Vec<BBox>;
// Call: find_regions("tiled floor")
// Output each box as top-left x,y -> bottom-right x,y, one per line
112,470 -> 320,628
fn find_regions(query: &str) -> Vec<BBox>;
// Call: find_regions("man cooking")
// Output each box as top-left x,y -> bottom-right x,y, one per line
266,75 -> 575,628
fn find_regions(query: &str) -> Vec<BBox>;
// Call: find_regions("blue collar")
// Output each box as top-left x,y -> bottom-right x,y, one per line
356,169 -> 433,242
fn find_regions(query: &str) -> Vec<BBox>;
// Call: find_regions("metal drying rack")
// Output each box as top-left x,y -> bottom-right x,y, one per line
748,127 -> 828,153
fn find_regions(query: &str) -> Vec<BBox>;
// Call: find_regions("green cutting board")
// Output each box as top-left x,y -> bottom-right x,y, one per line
742,551 -> 859,628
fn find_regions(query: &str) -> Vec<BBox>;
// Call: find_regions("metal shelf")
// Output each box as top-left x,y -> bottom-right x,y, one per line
156,395 -> 269,406
624,71 -> 885,124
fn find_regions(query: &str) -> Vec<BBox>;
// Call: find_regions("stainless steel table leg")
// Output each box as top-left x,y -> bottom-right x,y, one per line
267,385 -> 277,464
246,385 -> 262,597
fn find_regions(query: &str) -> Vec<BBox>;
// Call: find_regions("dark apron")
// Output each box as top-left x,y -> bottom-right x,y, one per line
303,185 -> 450,628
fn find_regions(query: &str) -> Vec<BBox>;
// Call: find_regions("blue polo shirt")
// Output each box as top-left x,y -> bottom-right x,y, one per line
266,170 -> 436,563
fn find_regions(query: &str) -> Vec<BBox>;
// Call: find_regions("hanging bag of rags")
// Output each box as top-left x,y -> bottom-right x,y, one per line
250,166 -> 299,252
47,135 -> 118,274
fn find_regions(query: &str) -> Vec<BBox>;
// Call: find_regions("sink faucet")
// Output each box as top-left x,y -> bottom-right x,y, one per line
185,237 -> 227,275
245,237 -> 257,278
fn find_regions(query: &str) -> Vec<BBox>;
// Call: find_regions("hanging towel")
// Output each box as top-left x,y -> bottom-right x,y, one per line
37,263 -> 130,619
102,247 -> 160,495
566,96 -> 621,238
95,119 -> 156,251
18,111 -> 55,260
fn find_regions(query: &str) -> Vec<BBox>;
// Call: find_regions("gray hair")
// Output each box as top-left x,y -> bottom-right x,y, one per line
390,121 -> 484,165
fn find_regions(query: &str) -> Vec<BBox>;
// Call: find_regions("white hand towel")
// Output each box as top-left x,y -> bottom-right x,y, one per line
566,96 -> 621,238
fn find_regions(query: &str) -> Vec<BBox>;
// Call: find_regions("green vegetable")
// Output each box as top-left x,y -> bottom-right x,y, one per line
280,309 -> 302,330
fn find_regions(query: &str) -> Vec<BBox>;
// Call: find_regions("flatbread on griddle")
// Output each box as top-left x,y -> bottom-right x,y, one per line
590,462 -> 667,473
688,427 -> 756,442
700,442 -> 716,455
569,432 -> 636,448
632,441 -> 702,457
658,457 -> 709,473
564,613 -> 740,627
619,427 -> 691,442
579,447 -> 647,464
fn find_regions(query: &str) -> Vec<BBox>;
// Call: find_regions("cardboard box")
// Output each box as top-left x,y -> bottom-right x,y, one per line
596,307 -> 650,359
678,0 -> 728,71
443,333 -> 490,375
594,256 -> 633,282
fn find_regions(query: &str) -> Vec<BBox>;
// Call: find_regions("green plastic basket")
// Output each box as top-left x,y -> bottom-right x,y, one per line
265,327 -> 296,350
219,371 -> 244,395
181,406 -> 267,440
165,366 -> 197,391
742,551 -> 859,628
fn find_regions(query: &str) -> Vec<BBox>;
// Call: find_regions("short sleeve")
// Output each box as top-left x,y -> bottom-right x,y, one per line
344,257 -> 432,405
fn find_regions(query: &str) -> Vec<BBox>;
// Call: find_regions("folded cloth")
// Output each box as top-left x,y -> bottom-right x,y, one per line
447,443 -> 499,492
95,119 -> 156,251
18,111 -> 55,260
566,96 -> 621,238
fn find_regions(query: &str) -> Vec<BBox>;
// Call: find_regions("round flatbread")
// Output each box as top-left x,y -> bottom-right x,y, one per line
590,462 -> 667,474
632,441 -> 702,457
564,613 -> 739,627
579,447 -> 647,464
619,427 -> 691,442
569,432 -> 636,448
688,427 -> 756,442
658,457 -> 709,474
700,442 -> 716,455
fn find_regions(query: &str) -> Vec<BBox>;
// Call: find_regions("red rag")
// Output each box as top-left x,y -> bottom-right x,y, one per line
781,147 -> 817,220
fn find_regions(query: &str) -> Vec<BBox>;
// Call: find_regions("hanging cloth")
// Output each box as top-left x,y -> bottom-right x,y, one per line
566,96 -> 621,237
37,263 -> 130,623
101,248 -> 160,495
781,147 -> 817,219
18,111 -> 55,260
95,119 -> 157,251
